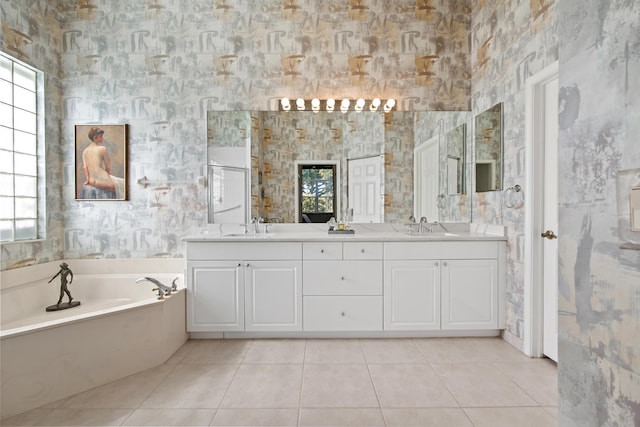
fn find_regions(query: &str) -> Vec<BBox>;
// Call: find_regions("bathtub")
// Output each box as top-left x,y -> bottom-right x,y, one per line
0,259 -> 188,420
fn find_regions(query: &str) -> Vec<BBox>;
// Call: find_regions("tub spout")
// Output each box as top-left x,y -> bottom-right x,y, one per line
136,277 -> 172,299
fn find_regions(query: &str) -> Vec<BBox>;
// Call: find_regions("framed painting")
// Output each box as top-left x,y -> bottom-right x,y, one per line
74,124 -> 128,201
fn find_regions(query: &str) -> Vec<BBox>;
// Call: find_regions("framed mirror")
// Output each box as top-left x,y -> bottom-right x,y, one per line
207,110 -> 472,224
446,123 -> 466,195
474,103 -> 503,192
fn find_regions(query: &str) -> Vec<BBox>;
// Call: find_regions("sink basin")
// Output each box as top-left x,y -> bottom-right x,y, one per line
221,233 -> 272,238
405,232 -> 459,237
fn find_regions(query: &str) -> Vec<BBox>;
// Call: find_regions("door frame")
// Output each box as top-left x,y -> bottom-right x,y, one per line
524,60 -> 559,357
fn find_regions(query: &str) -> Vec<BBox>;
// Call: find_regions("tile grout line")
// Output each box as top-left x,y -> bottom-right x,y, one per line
360,338 -> 389,427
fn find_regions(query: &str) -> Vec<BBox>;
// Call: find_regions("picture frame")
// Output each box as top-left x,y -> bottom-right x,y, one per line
74,124 -> 128,201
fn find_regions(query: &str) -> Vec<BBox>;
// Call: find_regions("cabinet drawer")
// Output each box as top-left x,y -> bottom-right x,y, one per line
343,242 -> 383,260
384,241 -> 498,260
303,296 -> 382,331
303,242 -> 342,260
303,261 -> 382,295
187,242 -> 302,260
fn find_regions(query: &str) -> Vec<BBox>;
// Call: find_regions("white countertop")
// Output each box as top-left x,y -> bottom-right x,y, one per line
184,223 -> 507,242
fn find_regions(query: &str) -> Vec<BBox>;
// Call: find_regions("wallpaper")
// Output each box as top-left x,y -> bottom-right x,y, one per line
1,0 -> 471,269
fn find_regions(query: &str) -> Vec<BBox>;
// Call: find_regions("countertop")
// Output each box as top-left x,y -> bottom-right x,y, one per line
184,223 -> 507,242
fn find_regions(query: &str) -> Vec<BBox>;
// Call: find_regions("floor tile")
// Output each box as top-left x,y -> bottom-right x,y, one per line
211,408 -> 298,426
431,362 -> 538,407
494,359 -> 558,406
464,407 -> 557,427
468,337 -> 532,362
368,363 -> 458,408
29,408 -> 132,426
164,339 -> 198,364
304,339 -> 366,364
0,408 -> 53,426
300,364 -> 378,408
242,339 -> 306,364
180,339 -> 251,364
220,364 -> 303,408
122,408 -> 215,426
413,337 -> 485,363
360,339 -> 426,364
140,364 -> 238,409
58,365 -> 175,409
299,408 -> 385,426
382,408 -> 474,427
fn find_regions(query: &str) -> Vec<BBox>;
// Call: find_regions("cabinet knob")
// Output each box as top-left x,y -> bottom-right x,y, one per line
320,249 -> 324,253
237,263 -> 241,267
361,249 -> 365,253
245,263 -> 250,267
443,262 -> 448,267
341,311 -> 346,317
340,276 -> 345,280
434,262 -> 439,267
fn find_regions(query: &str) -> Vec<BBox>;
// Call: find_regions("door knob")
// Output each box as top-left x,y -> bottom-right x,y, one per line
541,230 -> 557,240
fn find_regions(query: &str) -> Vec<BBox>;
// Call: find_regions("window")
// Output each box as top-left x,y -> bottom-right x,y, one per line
298,164 -> 336,223
0,53 -> 41,242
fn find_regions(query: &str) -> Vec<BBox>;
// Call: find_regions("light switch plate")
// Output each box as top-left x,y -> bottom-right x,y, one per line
631,186 -> 640,232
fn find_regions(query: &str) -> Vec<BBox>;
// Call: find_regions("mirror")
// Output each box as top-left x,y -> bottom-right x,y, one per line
474,103 -> 503,192
446,124 -> 466,195
207,110 -> 471,224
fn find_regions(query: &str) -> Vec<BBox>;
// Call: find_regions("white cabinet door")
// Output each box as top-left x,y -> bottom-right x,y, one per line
441,259 -> 498,330
187,261 -> 244,332
245,261 -> 302,331
384,260 -> 441,330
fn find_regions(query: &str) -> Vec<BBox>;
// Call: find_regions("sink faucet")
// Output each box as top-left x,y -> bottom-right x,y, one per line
419,217 -> 432,233
252,217 -> 263,233
136,277 -> 172,299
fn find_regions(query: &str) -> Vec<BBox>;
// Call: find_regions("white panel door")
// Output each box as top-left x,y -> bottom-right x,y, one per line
187,261 -> 244,332
244,261 -> 302,331
384,260 -> 440,330
348,155 -> 383,223
414,139 -> 439,221
441,259 -> 498,330
542,76 -> 559,362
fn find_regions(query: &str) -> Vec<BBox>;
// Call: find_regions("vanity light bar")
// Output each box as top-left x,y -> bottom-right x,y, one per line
279,98 -> 396,112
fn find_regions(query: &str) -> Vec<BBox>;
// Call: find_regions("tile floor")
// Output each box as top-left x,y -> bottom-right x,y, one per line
2,338 -> 558,427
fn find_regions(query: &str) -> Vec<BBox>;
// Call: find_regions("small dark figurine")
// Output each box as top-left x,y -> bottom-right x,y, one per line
46,262 -> 81,312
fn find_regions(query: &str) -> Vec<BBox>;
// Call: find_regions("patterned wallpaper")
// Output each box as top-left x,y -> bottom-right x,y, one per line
1,0 -> 471,269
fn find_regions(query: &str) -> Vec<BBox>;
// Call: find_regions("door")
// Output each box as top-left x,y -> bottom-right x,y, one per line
187,261 -> 244,332
244,261 -> 302,331
383,260 -> 440,330
348,155 -> 384,223
525,61 -> 559,361
414,138 -> 439,221
542,76 -> 559,361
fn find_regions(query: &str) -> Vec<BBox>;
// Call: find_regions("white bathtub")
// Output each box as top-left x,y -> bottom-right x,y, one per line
0,259 -> 188,420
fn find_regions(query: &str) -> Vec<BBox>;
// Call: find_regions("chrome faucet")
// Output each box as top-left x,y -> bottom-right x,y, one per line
136,277 -> 172,299
252,216 -> 263,233
419,216 -> 432,233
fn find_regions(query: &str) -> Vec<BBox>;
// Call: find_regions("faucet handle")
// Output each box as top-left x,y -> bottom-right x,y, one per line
240,224 -> 249,234
263,223 -> 272,234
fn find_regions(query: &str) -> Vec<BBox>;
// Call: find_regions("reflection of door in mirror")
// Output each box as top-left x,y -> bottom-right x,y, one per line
348,155 -> 384,223
414,137 -> 439,221
296,163 -> 338,223
208,165 -> 248,224
446,123 -> 466,195
474,103 -> 503,192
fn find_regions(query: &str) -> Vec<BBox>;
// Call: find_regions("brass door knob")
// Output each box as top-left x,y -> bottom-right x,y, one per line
541,230 -> 557,239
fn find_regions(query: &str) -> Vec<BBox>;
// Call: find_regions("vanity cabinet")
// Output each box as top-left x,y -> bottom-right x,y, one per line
384,241 -> 501,331
186,242 -> 302,332
303,241 -> 383,331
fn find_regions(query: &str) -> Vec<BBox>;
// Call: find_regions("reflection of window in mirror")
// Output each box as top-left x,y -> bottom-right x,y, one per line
474,103 -> 503,192
298,164 -> 337,223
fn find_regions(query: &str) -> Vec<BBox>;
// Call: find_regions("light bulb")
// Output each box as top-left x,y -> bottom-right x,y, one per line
355,98 -> 365,111
340,99 -> 350,112
383,98 -> 396,112
281,98 -> 291,111
370,98 -> 381,111
311,98 -> 320,111
326,98 -> 335,111
296,98 -> 305,110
